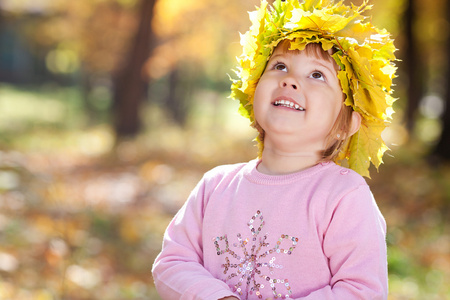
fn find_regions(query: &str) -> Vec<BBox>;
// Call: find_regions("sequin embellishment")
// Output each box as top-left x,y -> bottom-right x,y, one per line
213,210 -> 299,299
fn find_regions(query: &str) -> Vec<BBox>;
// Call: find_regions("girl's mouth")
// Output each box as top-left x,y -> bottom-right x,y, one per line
273,99 -> 305,111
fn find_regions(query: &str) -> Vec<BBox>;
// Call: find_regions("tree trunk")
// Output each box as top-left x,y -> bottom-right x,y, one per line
165,66 -> 190,125
404,0 -> 423,131
112,0 -> 157,137
432,0 -> 450,160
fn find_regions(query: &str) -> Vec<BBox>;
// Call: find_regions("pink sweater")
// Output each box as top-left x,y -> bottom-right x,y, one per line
152,160 -> 387,299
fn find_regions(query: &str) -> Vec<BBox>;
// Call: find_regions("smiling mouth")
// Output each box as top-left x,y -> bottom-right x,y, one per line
273,100 -> 305,111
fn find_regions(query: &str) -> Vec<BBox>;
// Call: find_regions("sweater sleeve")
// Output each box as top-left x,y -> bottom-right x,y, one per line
297,185 -> 388,300
151,175 -> 239,300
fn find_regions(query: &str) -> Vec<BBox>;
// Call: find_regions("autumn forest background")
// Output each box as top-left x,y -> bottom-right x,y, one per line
0,0 -> 449,299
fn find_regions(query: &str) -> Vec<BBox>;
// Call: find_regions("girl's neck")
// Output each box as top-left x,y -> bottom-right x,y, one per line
257,146 -> 321,175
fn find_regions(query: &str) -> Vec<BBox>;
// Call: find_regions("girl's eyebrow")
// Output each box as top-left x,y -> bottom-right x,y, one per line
311,59 -> 336,73
270,52 -> 336,73
268,53 -> 286,61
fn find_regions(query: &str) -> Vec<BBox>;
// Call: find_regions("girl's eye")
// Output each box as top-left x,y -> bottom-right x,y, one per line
274,62 -> 287,72
310,71 -> 325,81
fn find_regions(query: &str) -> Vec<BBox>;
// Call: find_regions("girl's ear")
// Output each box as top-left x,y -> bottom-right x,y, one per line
348,111 -> 362,137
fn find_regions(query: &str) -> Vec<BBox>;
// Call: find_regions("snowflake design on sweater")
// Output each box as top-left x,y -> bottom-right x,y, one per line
213,210 -> 299,299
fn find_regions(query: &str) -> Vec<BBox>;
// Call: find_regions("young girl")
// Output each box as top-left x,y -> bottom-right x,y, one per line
152,0 -> 396,299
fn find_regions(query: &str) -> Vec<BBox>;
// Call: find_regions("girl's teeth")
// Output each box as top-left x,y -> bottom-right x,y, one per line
274,100 -> 304,111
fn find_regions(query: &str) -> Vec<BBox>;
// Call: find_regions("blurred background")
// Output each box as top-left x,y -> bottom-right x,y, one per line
0,0 -> 449,299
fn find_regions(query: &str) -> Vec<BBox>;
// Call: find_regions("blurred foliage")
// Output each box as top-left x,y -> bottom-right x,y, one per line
0,0 -> 450,299
0,84 -> 256,300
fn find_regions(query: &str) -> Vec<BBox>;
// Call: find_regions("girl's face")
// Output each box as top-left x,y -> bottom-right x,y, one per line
253,45 -> 344,154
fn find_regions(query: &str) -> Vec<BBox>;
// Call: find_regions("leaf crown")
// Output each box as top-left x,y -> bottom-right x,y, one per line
230,0 -> 397,177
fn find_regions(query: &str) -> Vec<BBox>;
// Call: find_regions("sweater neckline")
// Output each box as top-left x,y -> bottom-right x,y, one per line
243,159 -> 333,185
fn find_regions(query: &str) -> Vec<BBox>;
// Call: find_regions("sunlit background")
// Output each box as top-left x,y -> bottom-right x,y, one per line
0,0 -> 449,299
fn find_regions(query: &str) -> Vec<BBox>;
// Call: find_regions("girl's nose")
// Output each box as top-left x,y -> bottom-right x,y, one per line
282,82 -> 298,90
280,77 -> 298,90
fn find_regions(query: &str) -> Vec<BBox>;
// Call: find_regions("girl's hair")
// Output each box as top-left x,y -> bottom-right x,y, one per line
254,41 -> 355,161
321,104 -> 354,161
275,40 -> 338,67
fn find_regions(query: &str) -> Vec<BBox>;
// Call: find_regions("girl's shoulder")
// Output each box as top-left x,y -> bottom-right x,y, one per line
319,161 -> 365,180
317,162 -> 370,192
202,160 -> 254,184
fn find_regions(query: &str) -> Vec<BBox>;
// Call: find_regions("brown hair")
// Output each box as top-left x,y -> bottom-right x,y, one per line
254,41 -> 355,161
275,40 -> 338,67
321,104 -> 354,161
